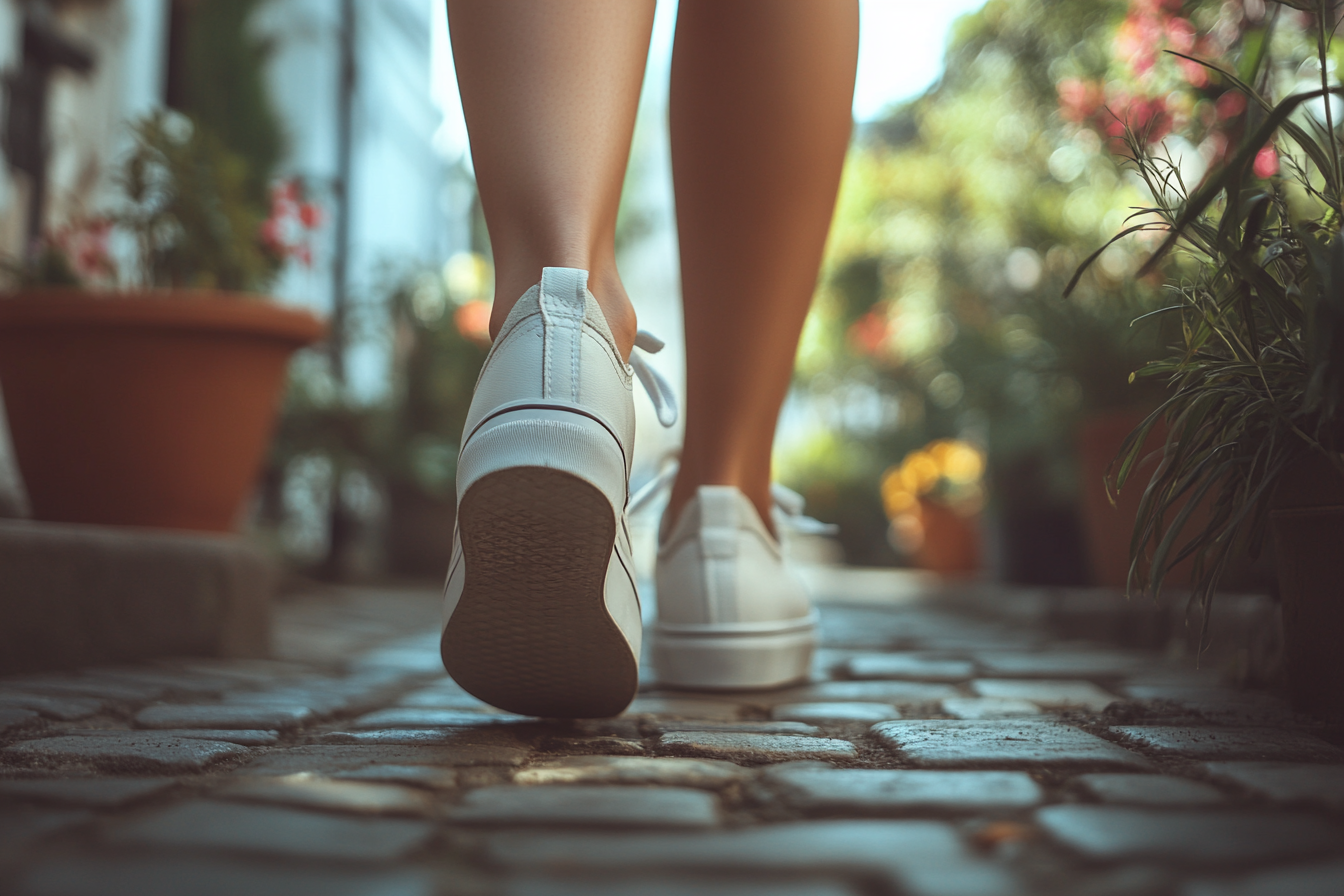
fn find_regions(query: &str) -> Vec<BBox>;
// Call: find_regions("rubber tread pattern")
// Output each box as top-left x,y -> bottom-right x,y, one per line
442,466 -> 637,718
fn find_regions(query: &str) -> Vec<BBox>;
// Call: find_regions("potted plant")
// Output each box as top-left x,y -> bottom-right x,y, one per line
0,111 -> 325,532
1073,1 -> 1344,714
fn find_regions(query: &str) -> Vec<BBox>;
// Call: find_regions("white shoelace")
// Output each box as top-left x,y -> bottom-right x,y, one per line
631,330 -> 678,428
627,459 -> 839,537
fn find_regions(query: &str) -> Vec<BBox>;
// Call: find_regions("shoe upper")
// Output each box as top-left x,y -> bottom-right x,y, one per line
655,485 -> 814,630
444,267 -> 652,649
461,267 -> 636,479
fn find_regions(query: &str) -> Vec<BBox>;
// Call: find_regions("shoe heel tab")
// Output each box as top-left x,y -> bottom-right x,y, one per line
540,267 -> 589,311
694,485 -> 744,527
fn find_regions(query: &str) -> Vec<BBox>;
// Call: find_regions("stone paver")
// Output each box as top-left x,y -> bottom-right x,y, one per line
1110,727 -> 1344,762
1121,687 -> 1296,726
651,720 -> 820,736
503,878 -> 855,896
540,734 -> 645,755
8,676 -> 167,703
313,723 -> 528,745
67,727 -> 279,746
1073,773 -> 1225,806
0,807 -> 91,852
658,731 -> 858,763
0,707 -> 38,733
1,577 -> 1338,896
108,799 -> 434,860
625,697 -> 743,720
311,727 -> 524,748
844,655 -> 975,682
771,702 -> 901,724
0,694 -> 102,721
873,720 -> 1151,769
351,707 -> 515,728
1182,861 -> 1344,896
0,777 -> 175,808
784,681 -> 960,705
2,733 -> 248,773
1036,805 -> 1344,865
450,784 -> 719,828
221,774 -> 435,816
331,764 -> 459,790
514,755 -> 747,789
940,697 -> 1041,719
240,743 -> 529,773
476,820 -> 1018,896
973,650 -> 1144,678
971,679 -> 1119,711
1203,762 -> 1344,810
134,704 -> 314,730
15,856 -> 437,896
764,766 -> 1043,812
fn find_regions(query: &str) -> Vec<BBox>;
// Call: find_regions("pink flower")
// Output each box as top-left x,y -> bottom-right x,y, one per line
1166,17 -> 1195,53
1058,78 -> 1104,122
1216,91 -> 1246,120
1253,145 -> 1278,178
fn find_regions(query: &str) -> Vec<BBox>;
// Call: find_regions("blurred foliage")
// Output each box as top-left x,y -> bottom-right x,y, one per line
779,0 -> 1277,570
114,111 -> 283,291
169,0 -> 285,210
1091,2 -> 1344,622
267,256 -> 492,567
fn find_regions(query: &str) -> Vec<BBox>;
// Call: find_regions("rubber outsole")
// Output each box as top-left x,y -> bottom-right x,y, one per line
441,466 -> 638,719
651,627 -> 816,691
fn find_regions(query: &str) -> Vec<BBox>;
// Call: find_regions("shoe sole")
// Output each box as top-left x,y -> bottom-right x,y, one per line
651,627 -> 817,691
442,466 -> 638,718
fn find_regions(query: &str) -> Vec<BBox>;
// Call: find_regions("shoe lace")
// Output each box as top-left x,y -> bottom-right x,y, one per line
627,458 -> 838,537
631,331 -> 678,428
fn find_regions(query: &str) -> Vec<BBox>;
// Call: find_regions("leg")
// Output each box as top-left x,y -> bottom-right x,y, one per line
667,0 -> 858,529
446,0 -> 655,357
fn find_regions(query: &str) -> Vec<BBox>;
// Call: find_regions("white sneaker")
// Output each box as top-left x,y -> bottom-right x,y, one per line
651,484 -> 819,690
440,267 -> 675,718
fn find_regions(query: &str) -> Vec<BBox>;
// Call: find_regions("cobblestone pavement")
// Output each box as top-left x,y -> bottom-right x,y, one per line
1,574 -> 1342,896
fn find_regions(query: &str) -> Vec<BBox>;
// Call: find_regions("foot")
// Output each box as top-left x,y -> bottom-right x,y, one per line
651,484 -> 818,690
441,267 -> 642,718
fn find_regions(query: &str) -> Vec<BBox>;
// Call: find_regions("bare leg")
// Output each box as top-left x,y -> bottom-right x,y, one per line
446,0 -> 655,358
667,0 -> 858,529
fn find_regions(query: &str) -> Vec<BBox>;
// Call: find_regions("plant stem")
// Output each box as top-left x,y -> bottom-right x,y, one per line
1321,0 -> 1341,201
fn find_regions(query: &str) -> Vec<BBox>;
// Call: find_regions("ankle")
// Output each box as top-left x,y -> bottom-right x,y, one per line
666,471 -> 775,540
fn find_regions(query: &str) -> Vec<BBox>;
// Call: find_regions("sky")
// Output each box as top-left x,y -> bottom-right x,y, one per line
430,0 -> 990,165
853,0 -> 989,120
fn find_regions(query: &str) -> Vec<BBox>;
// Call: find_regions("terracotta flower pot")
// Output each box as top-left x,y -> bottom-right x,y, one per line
913,497 -> 981,575
0,291 -> 324,532
1270,452 -> 1344,717
1076,409 -> 1203,588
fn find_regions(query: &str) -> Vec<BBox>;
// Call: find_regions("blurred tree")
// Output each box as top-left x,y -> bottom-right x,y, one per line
783,0 -> 1259,579
165,0 -> 284,208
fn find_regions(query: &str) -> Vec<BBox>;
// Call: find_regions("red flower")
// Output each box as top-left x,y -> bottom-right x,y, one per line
260,178 -> 322,267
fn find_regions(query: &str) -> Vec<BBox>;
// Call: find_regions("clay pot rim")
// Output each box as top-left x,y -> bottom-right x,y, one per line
0,288 -> 326,346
